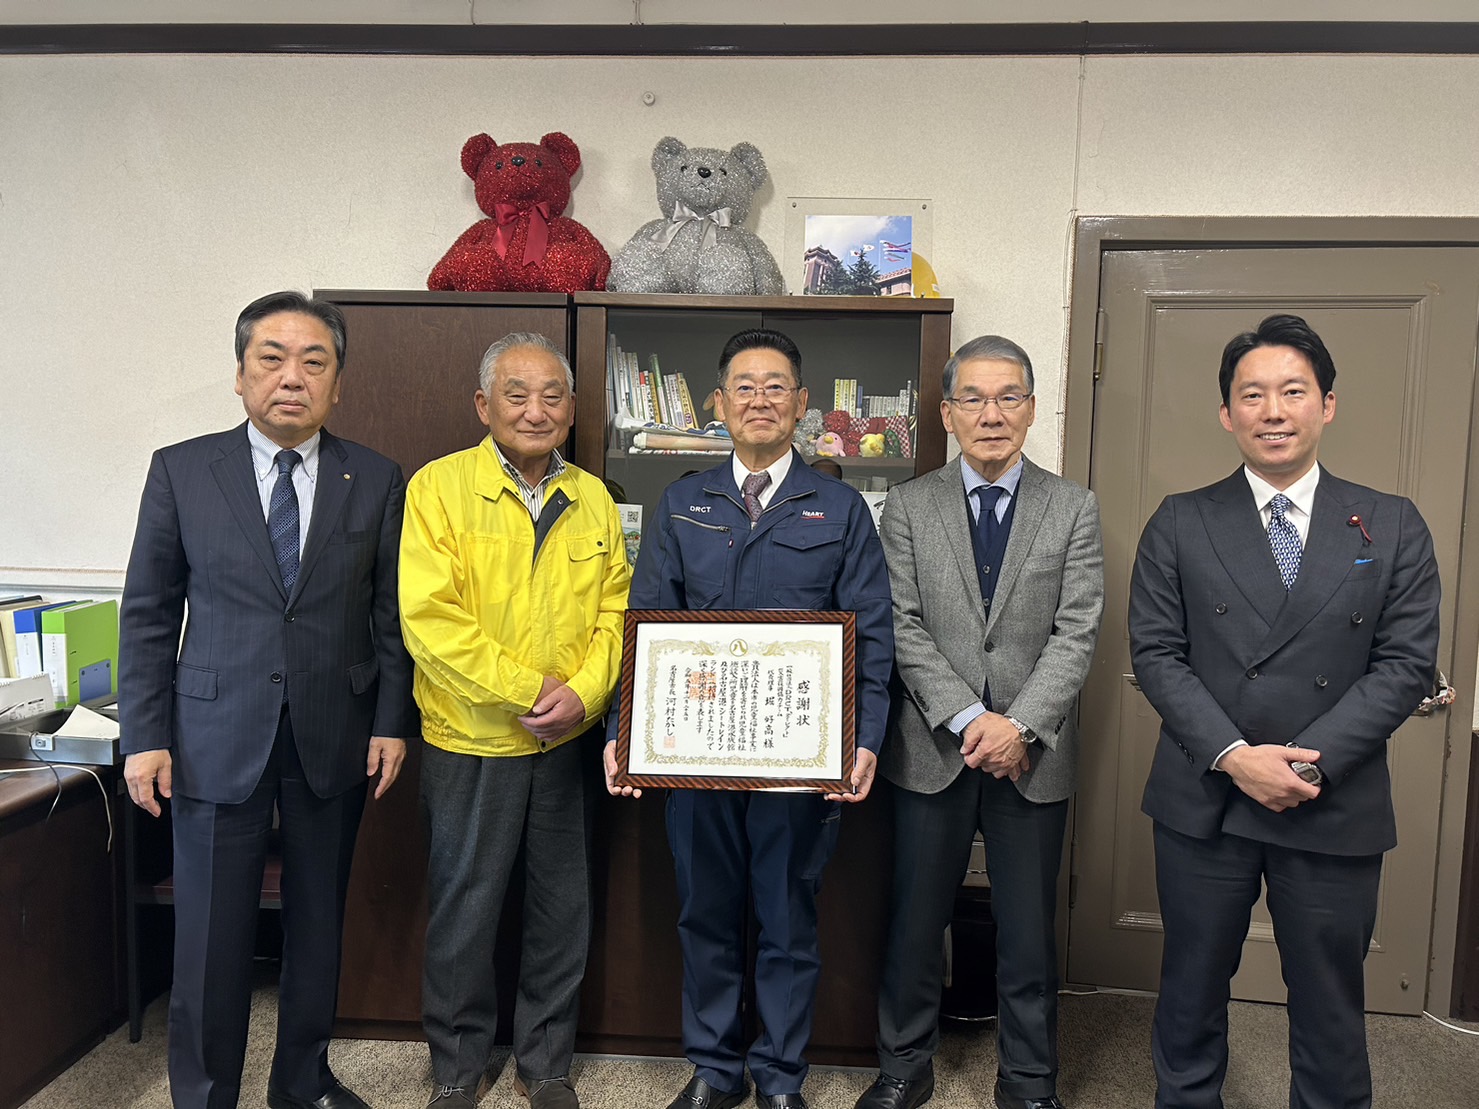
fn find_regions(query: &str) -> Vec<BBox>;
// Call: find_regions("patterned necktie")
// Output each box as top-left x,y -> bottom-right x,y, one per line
1268,493 -> 1302,590
974,485 -> 1006,551
742,470 -> 771,524
269,449 -> 302,593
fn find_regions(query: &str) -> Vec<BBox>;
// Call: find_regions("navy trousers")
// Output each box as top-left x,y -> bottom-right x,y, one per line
667,788 -> 841,1097
1152,822 -> 1383,1109
168,711 -> 366,1109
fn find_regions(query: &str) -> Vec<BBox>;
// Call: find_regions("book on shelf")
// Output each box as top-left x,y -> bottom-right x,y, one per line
676,375 -> 699,430
616,503 -> 644,567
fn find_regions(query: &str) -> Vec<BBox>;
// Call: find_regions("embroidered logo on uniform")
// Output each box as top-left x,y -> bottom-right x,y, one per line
690,505 -> 711,513
802,510 -> 826,519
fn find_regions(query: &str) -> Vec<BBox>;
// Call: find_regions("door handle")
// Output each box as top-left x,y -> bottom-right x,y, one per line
1412,670 -> 1455,717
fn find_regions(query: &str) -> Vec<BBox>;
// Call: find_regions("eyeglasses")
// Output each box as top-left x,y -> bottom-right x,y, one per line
726,383 -> 797,403
946,391 -> 1032,413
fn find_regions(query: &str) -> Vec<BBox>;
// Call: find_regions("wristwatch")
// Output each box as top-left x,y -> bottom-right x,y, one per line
1006,716 -> 1036,742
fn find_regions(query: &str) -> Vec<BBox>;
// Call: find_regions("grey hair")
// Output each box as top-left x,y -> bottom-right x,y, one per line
941,334 -> 1035,398
477,332 -> 574,394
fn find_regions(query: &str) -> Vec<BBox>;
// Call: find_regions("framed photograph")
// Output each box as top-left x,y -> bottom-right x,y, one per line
612,609 -> 857,792
783,196 -> 933,298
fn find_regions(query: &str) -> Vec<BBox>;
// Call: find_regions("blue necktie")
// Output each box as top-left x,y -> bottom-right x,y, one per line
974,484 -> 1006,551
269,449 -> 302,594
1268,493 -> 1302,590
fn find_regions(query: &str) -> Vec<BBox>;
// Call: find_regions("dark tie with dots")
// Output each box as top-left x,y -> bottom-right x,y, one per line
269,449 -> 302,594
742,470 -> 771,524
1268,493 -> 1302,590
974,485 -> 1006,551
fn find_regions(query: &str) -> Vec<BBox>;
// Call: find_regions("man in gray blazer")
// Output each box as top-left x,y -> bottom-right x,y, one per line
858,336 -> 1104,1109
1129,315 -> 1440,1109
120,291 -> 418,1109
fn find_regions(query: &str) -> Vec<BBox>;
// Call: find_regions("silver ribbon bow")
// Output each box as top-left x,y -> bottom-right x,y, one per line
650,202 -> 733,251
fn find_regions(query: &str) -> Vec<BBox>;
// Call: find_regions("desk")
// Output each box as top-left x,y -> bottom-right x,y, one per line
0,760 -> 118,1108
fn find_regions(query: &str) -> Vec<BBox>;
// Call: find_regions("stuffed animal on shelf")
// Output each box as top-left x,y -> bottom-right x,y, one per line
814,432 -> 846,457
859,433 -> 885,458
428,131 -> 610,294
608,136 -> 784,296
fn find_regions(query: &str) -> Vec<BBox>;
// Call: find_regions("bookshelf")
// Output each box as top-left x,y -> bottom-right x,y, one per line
573,293 -> 954,519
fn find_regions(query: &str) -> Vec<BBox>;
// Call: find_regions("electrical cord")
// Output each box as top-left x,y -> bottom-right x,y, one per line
1422,1011 -> 1479,1036
0,762 -> 114,851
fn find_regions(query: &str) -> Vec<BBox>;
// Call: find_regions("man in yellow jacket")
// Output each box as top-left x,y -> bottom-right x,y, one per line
399,332 -> 631,1109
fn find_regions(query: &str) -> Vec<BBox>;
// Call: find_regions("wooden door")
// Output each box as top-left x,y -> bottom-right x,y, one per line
1067,247 -> 1479,1013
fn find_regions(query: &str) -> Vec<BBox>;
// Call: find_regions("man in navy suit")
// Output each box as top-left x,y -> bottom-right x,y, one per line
120,291 -> 418,1109
1129,315 -> 1440,1109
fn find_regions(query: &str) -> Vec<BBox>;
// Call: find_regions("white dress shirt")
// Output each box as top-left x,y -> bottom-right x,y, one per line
732,449 -> 794,517
1212,463 -> 1322,770
948,456 -> 1026,738
246,422 -> 319,556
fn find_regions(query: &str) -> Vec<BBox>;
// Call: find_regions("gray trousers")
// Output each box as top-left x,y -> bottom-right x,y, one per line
420,736 -> 591,1089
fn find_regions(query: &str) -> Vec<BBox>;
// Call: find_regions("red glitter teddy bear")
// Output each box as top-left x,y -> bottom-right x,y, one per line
428,131 -> 610,294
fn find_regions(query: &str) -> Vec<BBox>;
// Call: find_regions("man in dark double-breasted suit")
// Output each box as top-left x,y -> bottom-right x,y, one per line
120,291 -> 418,1109
1129,314 -> 1440,1109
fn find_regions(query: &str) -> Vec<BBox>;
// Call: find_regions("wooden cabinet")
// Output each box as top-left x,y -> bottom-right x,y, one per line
0,764 -> 119,1108
313,290 -> 572,1037
313,290 -> 954,1065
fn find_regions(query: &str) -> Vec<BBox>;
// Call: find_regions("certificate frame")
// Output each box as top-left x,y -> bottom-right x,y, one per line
613,609 -> 857,792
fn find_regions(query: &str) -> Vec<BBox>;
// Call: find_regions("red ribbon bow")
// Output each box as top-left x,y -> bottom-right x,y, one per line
492,201 -> 551,267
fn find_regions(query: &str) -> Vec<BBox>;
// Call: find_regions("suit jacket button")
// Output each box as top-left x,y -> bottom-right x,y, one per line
1315,675 -> 1329,687
1351,611 -> 1363,624
284,612 -> 295,623
1245,667 -> 1258,680
1215,603 -> 1228,615
270,672 -> 283,683
983,641 -> 995,653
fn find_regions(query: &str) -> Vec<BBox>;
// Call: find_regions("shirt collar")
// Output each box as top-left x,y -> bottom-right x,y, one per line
246,421 -> 320,481
959,455 -> 1025,500
1243,463 -> 1320,518
732,449 -> 793,502
491,440 -> 566,491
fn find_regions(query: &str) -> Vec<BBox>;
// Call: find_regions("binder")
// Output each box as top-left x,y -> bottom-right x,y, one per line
0,595 -> 43,677
40,600 -> 119,707
11,601 -> 76,679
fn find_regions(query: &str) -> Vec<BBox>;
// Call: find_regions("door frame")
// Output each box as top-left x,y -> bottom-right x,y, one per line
1061,216 -> 1479,1019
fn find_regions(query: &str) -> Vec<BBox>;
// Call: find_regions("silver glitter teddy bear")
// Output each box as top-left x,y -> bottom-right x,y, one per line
608,136 -> 785,296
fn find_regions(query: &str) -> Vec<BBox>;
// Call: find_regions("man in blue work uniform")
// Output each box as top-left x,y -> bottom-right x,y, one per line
605,328 -> 893,1109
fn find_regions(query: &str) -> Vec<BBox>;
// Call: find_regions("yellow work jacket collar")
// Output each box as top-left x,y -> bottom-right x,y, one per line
473,436 -> 573,506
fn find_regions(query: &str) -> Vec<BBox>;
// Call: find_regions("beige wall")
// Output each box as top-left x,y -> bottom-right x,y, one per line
6,50 -> 1479,592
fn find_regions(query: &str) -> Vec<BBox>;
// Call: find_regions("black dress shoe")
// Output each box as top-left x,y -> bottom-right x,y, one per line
755,1095 -> 807,1109
667,1074 -> 749,1109
992,1080 -> 1065,1109
514,1074 -> 579,1109
266,1079 -> 371,1109
853,1071 -> 934,1109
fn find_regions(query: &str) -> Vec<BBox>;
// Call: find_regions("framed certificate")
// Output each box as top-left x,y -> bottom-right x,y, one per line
612,610 -> 857,792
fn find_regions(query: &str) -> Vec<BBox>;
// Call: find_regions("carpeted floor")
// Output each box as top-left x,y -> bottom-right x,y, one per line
24,983 -> 1479,1108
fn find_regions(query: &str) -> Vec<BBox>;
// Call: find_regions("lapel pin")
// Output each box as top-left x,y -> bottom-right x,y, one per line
343,473 -> 351,480
1347,514 -> 1372,545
